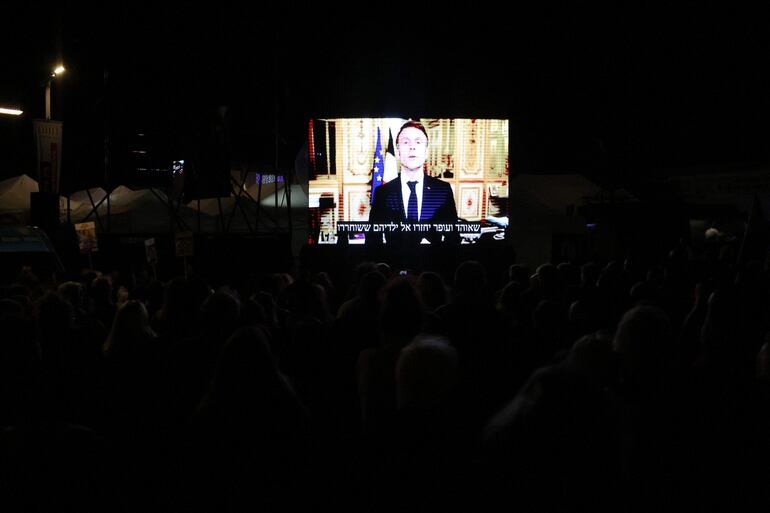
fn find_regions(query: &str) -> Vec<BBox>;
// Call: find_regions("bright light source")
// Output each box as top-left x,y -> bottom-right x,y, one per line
53,65 -> 66,76
0,107 -> 23,116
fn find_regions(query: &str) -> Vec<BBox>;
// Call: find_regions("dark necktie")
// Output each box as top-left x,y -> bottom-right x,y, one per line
406,181 -> 418,221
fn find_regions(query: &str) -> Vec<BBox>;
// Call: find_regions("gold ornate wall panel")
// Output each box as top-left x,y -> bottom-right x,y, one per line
338,118 -> 377,183
457,119 -> 484,179
423,118 -> 456,179
344,184 -> 372,221
485,119 -> 507,180
458,182 -> 484,220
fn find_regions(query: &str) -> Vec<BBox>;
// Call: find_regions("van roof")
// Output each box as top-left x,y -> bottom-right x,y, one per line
0,226 -> 54,253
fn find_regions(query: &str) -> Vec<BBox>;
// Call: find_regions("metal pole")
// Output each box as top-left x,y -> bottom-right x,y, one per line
285,156 -> 292,240
274,27 -> 280,229
107,188 -> 111,232
45,80 -> 51,120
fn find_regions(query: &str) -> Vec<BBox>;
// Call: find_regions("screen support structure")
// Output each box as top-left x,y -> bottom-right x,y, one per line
148,188 -> 190,232
76,187 -> 190,234
70,175 -> 293,236
81,188 -> 109,232
226,171 -> 255,234
225,170 -> 278,235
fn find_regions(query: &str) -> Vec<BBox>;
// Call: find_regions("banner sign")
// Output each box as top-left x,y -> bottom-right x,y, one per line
74,221 -> 98,254
175,231 -> 194,257
33,119 -> 63,194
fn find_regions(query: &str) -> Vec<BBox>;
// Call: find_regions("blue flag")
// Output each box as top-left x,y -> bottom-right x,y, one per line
371,127 -> 384,204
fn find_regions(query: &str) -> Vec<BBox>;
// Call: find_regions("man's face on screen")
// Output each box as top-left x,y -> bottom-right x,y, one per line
397,127 -> 428,173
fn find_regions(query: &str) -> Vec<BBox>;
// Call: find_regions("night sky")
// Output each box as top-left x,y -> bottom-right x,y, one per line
2,4 -> 769,193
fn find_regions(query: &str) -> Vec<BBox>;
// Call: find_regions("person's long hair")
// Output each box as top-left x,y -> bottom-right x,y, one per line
103,300 -> 156,358
197,326 -> 308,433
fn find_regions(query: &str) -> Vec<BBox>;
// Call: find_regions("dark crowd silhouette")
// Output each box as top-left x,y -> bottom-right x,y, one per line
2,238 -> 770,512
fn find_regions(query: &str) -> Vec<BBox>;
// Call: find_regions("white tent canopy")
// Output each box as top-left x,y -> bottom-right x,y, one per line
0,174 -> 39,212
0,175 -> 84,224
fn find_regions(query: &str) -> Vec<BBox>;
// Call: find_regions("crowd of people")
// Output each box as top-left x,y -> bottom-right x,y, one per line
2,240 -> 770,512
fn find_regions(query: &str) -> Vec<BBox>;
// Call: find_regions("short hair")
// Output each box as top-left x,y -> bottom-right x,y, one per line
396,120 -> 429,145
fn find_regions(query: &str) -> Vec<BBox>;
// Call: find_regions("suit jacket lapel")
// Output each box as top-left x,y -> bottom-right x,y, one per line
422,176 -> 435,220
389,177 -> 405,220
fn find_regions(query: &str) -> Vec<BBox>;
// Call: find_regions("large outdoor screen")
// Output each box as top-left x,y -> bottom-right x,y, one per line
307,118 -> 509,245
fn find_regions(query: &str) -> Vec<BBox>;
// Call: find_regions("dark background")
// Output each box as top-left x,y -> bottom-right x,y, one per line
2,4 -> 769,196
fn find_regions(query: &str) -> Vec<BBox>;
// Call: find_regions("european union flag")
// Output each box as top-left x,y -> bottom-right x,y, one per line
370,127 -> 384,204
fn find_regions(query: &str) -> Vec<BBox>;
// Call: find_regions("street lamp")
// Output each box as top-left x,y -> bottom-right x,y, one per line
45,65 -> 65,120
0,107 -> 23,116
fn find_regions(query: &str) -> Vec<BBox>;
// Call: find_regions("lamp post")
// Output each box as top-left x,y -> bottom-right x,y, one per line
35,63 -> 66,205
45,65 -> 65,120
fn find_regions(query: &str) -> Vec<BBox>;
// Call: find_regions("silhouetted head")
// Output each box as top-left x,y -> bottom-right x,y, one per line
417,271 -> 447,311
381,278 -> 423,343
535,263 -> 558,292
613,305 -> 672,389
497,281 -> 523,312
699,287 -> 744,367
313,272 -> 335,300
569,331 -> 616,385
199,326 -> 306,433
375,262 -> 392,279
90,276 -> 113,305
283,280 -> 331,324
200,291 -> 242,342
580,262 -> 600,288
57,281 -> 84,309
159,277 -> 192,321
533,300 -> 564,332
35,292 -> 73,337
454,260 -> 486,297
557,261 -> 578,288
396,335 -> 458,410
207,326 -> 282,402
358,270 -> 386,305
508,264 -> 531,286
103,299 -> 155,357
629,281 -> 657,305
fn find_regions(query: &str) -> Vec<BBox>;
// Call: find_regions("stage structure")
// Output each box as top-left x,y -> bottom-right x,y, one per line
63,118 -> 297,239
64,168 -> 296,238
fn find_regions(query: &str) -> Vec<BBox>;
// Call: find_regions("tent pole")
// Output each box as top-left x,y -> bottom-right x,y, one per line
217,196 -> 225,232
86,189 -> 105,232
107,188 -> 111,232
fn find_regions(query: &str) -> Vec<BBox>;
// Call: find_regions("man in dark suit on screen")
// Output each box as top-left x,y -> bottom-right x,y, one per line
369,120 -> 458,246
